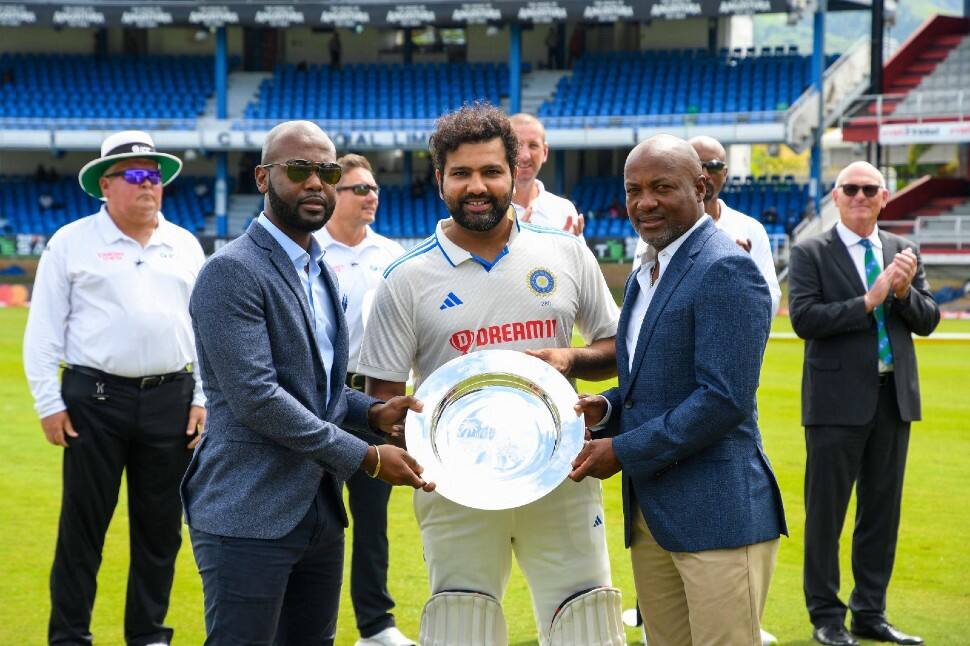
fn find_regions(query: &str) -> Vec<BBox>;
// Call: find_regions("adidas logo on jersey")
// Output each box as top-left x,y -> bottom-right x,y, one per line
592,515 -> 603,528
439,291 -> 463,310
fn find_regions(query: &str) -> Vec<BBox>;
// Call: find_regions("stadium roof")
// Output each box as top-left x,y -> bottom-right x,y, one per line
0,1 -> 809,29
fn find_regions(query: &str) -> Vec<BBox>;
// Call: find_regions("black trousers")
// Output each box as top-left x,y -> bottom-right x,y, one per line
49,368 -> 194,646
803,376 -> 911,628
344,372 -> 397,638
347,469 -> 396,637
190,486 -> 345,646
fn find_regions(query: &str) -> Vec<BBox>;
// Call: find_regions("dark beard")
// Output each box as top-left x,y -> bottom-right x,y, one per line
267,179 -> 333,233
443,190 -> 513,232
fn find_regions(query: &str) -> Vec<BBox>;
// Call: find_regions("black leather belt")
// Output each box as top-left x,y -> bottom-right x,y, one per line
68,365 -> 191,390
878,372 -> 894,386
346,372 -> 366,392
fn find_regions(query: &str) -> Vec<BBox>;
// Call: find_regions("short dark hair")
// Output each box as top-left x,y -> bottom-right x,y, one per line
428,102 -> 518,176
337,153 -> 373,176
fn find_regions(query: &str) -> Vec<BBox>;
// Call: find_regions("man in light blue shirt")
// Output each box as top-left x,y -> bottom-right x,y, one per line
184,121 -> 435,646
257,212 -> 337,403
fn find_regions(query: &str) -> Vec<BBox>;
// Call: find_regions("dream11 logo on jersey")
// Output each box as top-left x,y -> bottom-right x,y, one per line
449,319 -> 558,355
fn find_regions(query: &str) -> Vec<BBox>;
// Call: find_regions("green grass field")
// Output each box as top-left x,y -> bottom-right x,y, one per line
1,307 -> 968,645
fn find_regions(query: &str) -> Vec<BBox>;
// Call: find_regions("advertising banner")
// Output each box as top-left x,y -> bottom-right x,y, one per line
0,1 -> 797,28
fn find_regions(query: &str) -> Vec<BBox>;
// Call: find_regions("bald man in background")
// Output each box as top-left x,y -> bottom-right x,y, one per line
790,161 -> 937,646
510,113 -> 584,235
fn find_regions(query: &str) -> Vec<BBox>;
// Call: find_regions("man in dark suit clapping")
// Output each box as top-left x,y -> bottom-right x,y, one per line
571,135 -> 787,645
789,161 -> 939,646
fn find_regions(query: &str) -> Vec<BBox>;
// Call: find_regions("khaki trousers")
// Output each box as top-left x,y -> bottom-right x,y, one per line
631,508 -> 778,646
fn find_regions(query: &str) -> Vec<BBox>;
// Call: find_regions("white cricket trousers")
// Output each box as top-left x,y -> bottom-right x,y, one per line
413,477 -> 612,634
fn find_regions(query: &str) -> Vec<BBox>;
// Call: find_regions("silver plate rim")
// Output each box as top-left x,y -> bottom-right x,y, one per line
406,349 -> 584,510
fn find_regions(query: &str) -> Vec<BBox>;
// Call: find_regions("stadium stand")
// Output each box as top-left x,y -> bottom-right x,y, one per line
241,62 -> 508,122
538,48 -> 835,124
842,15 -> 970,140
368,185 -> 448,238
893,34 -> 970,116
571,176 -> 810,238
0,54 -> 213,126
0,176 -> 211,236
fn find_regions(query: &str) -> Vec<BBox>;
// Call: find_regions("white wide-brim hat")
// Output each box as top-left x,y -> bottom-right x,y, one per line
78,130 -> 182,199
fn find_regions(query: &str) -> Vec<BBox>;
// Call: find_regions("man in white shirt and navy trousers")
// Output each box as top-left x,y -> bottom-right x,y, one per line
23,131 -> 207,646
314,153 -> 414,646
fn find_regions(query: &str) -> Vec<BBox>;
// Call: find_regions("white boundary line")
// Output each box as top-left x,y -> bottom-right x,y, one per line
770,332 -> 970,341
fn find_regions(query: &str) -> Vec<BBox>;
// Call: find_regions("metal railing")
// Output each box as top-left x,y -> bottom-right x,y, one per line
841,90 -> 970,129
537,111 -> 785,129
911,214 -> 970,250
0,117 -> 198,131
785,36 -> 870,151
229,117 -> 438,131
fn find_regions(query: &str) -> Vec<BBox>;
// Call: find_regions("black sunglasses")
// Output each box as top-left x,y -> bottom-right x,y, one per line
701,159 -> 727,172
259,160 -> 342,185
103,169 -> 162,185
336,183 -> 380,197
839,183 -> 882,198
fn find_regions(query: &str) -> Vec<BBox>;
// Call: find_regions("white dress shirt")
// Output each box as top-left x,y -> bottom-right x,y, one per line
512,179 -> 582,235
635,199 -> 781,315
835,220 -> 884,290
23,206 -> 206,418
626,215 -> 711,369
257,213 -> 337,407
314,225 -> 404,372
835,221 -> 894,374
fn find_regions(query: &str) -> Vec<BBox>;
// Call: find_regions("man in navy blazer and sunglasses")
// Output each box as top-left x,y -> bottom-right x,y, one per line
789,161 -> 938,646
184,121 -> 434,646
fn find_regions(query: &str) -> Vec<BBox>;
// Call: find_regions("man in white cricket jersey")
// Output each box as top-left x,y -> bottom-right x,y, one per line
510,113 -> 583,236
358,104 -> 625,646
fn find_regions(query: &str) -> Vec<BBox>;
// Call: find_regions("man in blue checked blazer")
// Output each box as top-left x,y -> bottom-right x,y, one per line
183,121 -> 434,646
571,135 -> 787,646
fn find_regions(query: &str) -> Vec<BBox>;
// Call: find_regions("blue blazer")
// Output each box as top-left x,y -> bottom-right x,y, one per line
181,221 -> 376,539
602,218 -> 787,553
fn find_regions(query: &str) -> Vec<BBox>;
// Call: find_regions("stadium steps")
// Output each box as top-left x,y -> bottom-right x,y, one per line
227,194 -> 263,235
520,70 -> 570,115
201,72 -> 273,119
785,37 -> 869,152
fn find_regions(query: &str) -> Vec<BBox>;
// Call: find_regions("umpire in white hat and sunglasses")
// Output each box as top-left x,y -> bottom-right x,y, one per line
23,130 -> 206,646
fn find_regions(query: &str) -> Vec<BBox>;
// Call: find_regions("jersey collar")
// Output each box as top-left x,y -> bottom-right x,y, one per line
316,223 -> 381,251
434,210 -> 520,271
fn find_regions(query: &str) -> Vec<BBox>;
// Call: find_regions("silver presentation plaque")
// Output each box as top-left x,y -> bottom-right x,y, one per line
406,349 -> 584,510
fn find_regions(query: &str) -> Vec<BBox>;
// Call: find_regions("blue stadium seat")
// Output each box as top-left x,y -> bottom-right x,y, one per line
1,176 -> 214,236
538,48 -> 831,122
0,53 -> 213,124
240,62 -> 509,124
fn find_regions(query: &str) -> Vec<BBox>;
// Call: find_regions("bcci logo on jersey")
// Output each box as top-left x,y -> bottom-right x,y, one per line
449,319 -> 559,355
528,268 -> 556,296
